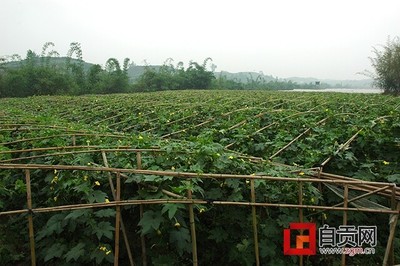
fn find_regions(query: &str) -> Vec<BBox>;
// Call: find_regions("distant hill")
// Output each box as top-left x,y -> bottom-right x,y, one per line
126,65 -> 161,82
285,77 -> 373,88
214,71 -> 276,83
2,57 -> 95,72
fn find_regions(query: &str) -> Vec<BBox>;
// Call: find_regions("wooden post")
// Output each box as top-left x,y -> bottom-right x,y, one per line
71,135 -> 76,146
114,172 -> 121,266
25,169 -> 36,266
390,186 -> 396,265
101,151 -> 135,266
136,152 -> 142,170
136,152 -> 147,266
188,189 -> 198,266
298,181 -> 303,266
341,184 -> 348,266
250,179 -> 260,266
383,189 -> 400,266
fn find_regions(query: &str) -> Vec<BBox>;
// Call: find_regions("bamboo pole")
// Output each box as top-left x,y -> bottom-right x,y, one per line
114,172 -> 121,266
389,186 -> 397,265
25,169 -> 36,266
1,163 -> 398,187
0,148 -> 161,163
141,113 -> 198,133
321,128 -> 363,167
188,189 -> 198,266
250,179 -> 260,266
383,202 -> 400,266
309,185 -> 392,218
137,152 -> 148,266
269,117 -> 328,160
341,184 -> 348,266
101,152 -> 135,266
2,198 -> 398,217
317,172 -> 400,198
298,181 -> 303,266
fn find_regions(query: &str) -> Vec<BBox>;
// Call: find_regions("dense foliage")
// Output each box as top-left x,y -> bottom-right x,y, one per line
0,42 -> 130,97
369,36 -> 400,95
133,58 -> 215,91
0,42 -> 330,98
0,91 -> 399,265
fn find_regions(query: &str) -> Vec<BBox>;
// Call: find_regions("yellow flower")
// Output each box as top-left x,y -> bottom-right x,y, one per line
138,135 -> 144,140
51,176 -> 58,184
383,160 -> 390,165
323,213 -> 328,220
228,155 -> 234,160
311,197 -> 315,203
298,172 -> 305,176
171,166 -> 175,170
94,181 -> 100,186
53,196 -> 57,202
106,250 -> 112,255
105,198 -> 110,203
83,175 -> 88,181
199,208 -> 205,214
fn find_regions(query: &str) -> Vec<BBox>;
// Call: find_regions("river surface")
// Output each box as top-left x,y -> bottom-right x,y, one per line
292,88 -> 381,93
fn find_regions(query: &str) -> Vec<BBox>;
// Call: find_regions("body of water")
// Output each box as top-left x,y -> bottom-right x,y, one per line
292,88 -> 381,93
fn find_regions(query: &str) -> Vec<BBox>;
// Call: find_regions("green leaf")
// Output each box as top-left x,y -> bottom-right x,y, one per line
64,209 -> 90,220
169,227 -> 191,255
208,227 -> 229,243
125,174 -> 141,184
65,242 -> 85,262
143,175 -> 161,182
94,209 -> 116,218
44,243 -> 67,262
138,210 -> 164,235
236,238 -> 250,252
42,213 -> 66,236
88,190 -> 108,203
94,221 -> 115,240
161,203 -> 185,220
387,174 -> 400,183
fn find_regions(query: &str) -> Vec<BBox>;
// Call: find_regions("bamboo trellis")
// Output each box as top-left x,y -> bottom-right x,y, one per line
1,158 -> 399,266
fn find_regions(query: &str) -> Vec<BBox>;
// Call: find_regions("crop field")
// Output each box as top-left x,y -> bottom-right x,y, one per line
0,90 -> 399,265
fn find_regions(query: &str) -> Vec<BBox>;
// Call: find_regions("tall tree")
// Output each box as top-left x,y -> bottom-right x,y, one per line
368,36 -> 400,95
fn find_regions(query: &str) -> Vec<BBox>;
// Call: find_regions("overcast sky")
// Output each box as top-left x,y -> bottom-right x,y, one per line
1,0 -> 399,80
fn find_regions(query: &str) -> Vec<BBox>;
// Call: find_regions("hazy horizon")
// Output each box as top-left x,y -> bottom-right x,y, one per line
2,0 -> 400,80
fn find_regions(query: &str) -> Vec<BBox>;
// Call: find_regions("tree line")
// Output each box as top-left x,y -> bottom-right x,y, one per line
1,39 -> 398,97
0,42 -> 311,97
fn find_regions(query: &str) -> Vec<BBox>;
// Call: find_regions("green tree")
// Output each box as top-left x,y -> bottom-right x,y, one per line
369,36 -> 400,95
67,42 -> 86,94
86,64 -> 103,94
101,58 -> 130,94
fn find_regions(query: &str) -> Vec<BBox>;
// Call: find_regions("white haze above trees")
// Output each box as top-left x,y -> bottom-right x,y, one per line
1,0 -> 400,80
